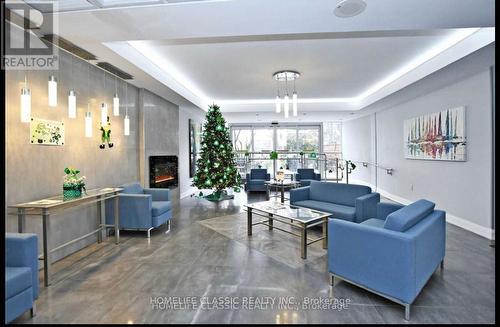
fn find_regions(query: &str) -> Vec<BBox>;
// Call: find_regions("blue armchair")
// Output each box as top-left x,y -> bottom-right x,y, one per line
328,200 -> 446,320
5,233 -> 39,324
290,181 -> 379,223
245,169 -> 271,192
295,168 -> 321,186
106,182 -> 172,238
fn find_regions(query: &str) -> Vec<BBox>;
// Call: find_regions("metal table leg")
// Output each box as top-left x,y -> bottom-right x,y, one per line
266,186 -> 270,201
42,209 -> 51,287
114,195 -> 120,244
247,207 -> 253,236
280,186 -> 285,203
97,196 -> 104,243
301,224 -> 307,259
322,217 -> 328,249
18,208 -> 26,233
268,213 -> 273,231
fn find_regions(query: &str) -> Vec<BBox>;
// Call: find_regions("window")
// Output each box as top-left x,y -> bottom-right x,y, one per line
232,128 -> 252,152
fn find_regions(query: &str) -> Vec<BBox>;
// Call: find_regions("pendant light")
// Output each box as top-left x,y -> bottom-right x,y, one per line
85,60 -> 92,137
124,82 -> 130,136
284,94 -> 290,119
275,79 -> 281,113
85,109 -> 92,137
68,56 -> 77,118
101,103 -> 108,126
48,75 -> 57,107
292,79 -> 298,117
113,76 -> 120,116
20,76 -> 31,123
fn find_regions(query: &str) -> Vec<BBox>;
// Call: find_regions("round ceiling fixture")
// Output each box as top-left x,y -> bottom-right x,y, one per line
273,70 -> 300,82
334,0 -> 367,18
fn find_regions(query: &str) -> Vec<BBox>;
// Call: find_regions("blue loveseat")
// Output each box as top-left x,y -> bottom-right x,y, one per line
245,169 -> 271,192
5,233 -> 39,324
106,182 -> 172,238
328,200 -> 446,320
294,168 -> 321,187
290,181 -> 380,223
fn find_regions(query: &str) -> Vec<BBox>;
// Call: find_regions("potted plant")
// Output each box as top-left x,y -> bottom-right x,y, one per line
269,151 -> 278,160
63,167 -> 86,199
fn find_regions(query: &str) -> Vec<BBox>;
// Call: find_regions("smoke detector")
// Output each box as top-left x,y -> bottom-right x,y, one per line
334,0 -> 367,18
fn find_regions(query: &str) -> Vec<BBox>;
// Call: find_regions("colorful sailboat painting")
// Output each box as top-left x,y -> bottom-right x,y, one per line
404,106 -> 466,161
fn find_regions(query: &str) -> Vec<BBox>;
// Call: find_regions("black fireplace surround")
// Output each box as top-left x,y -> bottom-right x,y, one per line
149,155 -> 178,188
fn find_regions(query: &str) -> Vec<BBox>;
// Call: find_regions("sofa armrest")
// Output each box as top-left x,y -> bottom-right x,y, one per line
314,173 -> 321,181
266,173 -> 271,181
354,192 -> 380,223
328,219 -> 416,304
144,188 -> 170,201
6,233 -> 39,299
290,186 -> 310,203
377,202 -> 404,220
294,173 -> 301,181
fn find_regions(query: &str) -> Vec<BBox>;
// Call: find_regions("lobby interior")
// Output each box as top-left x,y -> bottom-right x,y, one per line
3,0 -> 496,324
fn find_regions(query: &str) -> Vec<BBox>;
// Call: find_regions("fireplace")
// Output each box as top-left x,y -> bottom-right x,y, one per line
149,155 -> 178,188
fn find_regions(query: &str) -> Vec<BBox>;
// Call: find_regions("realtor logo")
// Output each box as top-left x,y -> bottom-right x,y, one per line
1,0 -> 58,70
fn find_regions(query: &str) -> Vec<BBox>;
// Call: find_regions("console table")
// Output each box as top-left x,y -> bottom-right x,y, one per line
8,188 -> 122,287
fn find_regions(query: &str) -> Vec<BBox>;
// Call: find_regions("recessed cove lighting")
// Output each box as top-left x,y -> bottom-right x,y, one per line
334,0 -> 366,18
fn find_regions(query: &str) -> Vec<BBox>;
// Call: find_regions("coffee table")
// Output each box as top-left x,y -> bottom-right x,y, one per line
265,180 -> 301,203
244,200 -> 331,259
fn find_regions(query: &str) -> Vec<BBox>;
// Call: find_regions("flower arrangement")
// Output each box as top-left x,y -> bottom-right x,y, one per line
63,167 -> 86,199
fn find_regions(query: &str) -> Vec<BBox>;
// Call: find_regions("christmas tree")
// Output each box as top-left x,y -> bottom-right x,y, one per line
192,104 -> 242,201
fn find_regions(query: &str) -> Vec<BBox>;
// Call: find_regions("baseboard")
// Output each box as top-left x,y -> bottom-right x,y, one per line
350,179 -> 495,240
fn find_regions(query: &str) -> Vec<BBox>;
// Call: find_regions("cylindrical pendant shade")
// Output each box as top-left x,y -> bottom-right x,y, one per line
101,103 -> 108,126
113,94 -> 120,116
284,95 -> 290,119
292,92 -> 298,117
68,90 -> 77,118
85,111 -> 92,137
20,87 -> 31,123
275,95 -> 281,113
48,75 -> 57,107
124,114 -> 130,136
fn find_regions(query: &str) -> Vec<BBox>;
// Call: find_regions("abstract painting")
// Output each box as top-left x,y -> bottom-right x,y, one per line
189,119 -> 203,177
404,106 -> 466,161
30,118 -> 65,146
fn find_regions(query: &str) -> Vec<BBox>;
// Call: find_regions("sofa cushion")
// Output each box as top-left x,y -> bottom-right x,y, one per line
298,169 -> 315,180
250,169 -> 268,180
293,200 -> 356,221
121,182 -> 143,194
361,218 -> 385,228
308,181 -> 371,207
384,199 -> 436,232
5,267 -> 32,300
151,201 -> 171,217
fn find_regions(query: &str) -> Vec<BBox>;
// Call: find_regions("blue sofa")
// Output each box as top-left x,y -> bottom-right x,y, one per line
290,181 -> 380,223
245,169 -> 271,192
328,200 -> 446,320
5,233 -> 39,324
294,168 -> 321,186
106,182 -> 172,238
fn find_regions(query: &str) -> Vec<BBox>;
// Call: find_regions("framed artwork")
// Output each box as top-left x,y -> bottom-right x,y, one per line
189,119 -> 203,177
30,118 -> 65,146
404,106 -> 466,161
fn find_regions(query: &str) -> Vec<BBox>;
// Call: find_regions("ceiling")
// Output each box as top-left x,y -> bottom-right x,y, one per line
18,0 -> 496,117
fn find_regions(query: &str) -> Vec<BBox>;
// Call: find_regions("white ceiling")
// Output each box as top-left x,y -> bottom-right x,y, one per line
24,0 -> 495,116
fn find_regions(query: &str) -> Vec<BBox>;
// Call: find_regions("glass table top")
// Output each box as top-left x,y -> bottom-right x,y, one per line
9,188 -> 123,209
245,200 -> 330,223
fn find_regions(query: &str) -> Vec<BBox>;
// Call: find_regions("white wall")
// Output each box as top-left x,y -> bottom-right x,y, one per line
178,105 -> 206,198
342,44 -> 495,239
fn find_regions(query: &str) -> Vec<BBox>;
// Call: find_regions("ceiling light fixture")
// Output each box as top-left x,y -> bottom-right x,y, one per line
68,56 -> 77,118
334,0 -> 367,18
20,76 -> 31,123
48,75 -> 57,107
273,70 -> 300,119
113,76 -> 120,116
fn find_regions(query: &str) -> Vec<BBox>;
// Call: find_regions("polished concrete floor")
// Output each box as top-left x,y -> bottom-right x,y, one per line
13,191 -> 495,324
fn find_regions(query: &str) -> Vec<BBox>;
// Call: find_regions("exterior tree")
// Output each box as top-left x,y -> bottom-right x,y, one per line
192,104 -> 242,201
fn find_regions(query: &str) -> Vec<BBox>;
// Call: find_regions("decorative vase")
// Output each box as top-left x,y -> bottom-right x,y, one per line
63,185 -> 82,200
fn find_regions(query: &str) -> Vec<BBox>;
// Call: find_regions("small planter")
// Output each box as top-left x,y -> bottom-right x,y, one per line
63,186 -> 83,200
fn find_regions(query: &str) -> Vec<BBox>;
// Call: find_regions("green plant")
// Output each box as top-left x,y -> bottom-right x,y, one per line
63,167 -> 86,193
269,151 -> 278,160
